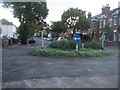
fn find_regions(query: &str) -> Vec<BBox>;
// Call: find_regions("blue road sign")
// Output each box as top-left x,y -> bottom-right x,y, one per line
73,34 -> 81,43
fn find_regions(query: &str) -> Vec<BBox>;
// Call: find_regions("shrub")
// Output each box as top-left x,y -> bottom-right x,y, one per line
32,48 -> 117,58
84,41 -> 102,49
50,40 -> 76,50
81,34 -> 92,43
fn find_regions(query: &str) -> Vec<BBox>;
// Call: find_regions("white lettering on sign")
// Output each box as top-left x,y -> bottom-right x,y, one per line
74,37 -> 80,40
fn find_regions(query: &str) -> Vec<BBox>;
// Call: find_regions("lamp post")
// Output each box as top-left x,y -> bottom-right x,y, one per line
41,21 -> 47,49
41,26 -> 47,49
41,30 -> 44,49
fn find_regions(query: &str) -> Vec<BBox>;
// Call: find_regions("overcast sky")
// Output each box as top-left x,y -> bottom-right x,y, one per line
0,0 -> 119,27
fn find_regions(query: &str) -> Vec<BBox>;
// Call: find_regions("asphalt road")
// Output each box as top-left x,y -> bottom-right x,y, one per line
2,39 -> 118,88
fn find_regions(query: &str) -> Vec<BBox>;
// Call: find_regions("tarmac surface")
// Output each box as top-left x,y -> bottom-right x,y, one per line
2,38 -> 118,88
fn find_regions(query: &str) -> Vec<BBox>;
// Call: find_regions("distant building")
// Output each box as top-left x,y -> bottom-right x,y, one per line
0,20 -> 2,35
0,19 -> 17,38
86,4 -> 120,42
118,1 -> 120,8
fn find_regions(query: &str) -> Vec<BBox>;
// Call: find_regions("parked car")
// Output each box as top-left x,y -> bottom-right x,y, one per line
28,37 -> 35,44
47,37 -> 52,41
57,37 -> 68,41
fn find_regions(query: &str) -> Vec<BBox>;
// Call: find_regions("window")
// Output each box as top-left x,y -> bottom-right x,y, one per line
119,17 -> 120,25
119,33 -> 120,41
113,30 -> 117,41
109,18 -> 112,27
93,22 -> 96,29
114,17 -> 117,25
99,20 -> 102,28
103,19 -> 106,27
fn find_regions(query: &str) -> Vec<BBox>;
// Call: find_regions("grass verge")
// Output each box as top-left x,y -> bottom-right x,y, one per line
32,48 -> 117,58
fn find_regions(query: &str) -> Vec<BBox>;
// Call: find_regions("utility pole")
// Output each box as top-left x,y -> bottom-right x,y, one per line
41,30 -> 44,49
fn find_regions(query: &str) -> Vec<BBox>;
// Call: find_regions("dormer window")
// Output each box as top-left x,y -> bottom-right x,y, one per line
101,15 -> 106,19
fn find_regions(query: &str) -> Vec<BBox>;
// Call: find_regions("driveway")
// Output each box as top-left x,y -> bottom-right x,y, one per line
2,40 -> 118,88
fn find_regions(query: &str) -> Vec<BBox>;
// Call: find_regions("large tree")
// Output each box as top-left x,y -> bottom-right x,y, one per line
3,2 -> 48,44
62,8 -> 90,34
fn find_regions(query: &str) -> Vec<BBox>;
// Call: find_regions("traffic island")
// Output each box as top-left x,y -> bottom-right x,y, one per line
32,48 -> 117,58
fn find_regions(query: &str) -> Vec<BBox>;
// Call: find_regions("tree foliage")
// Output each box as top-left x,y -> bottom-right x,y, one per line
3,2 -> 49,44
61,8 -> 90,34
101,23 -> 112,40
51,21 -> 66,37
3,2 -> 48,24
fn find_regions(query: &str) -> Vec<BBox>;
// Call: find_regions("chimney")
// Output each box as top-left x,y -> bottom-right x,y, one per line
102,5 -> 105,14
118,1 -> 120,8
88,12 -> 91,19
105,4 -> 110,13
102,4 -> 110,14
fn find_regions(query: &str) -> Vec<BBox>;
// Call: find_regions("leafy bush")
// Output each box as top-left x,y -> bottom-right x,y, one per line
32,48 -> 116,58
84,41 -> 102,49
81,34 -> 92,42
50,40 -> 76,50
50,40 -> 102,50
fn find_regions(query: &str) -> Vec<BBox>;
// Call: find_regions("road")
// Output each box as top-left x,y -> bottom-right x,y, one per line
2,38 -> 118,88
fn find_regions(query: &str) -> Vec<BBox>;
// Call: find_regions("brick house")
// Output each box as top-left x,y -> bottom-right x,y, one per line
86,4 -> 120,43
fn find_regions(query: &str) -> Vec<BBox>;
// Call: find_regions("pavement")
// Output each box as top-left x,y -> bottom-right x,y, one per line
2,38 -> 118,88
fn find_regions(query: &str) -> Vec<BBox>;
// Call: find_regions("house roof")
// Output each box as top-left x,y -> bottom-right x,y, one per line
91,7 -> 120,21
0,18 -> 17,28
1,19 -> 14,25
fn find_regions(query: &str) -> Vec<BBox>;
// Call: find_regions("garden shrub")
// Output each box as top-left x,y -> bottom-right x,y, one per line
50,40 -> 76,50
81,34 -> 92,42
32,48 -> 116,58
84,41 -> 102,49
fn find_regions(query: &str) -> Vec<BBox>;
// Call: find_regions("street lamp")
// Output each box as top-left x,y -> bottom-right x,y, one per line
41,21 -> 47,49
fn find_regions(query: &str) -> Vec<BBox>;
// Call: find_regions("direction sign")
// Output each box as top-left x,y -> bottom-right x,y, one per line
73,34 -> 81,43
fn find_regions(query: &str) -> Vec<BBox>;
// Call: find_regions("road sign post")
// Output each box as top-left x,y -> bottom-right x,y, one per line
41,30 -> 44,49
73,34 -> 81,51
76,43 -> 79,51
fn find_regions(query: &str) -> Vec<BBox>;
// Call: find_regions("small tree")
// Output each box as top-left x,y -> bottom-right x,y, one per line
101,23 -> 112,41
18,23 -> 29,44
61,8 -> 90,34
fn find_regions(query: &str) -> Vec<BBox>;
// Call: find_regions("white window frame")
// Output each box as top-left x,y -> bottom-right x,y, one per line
113,30 -> 117,41
103,19 -> 106,27
109,18 -> 112,27
119,33 -> 120,41
119,17 -> 120,25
